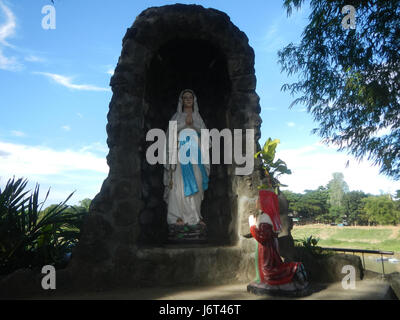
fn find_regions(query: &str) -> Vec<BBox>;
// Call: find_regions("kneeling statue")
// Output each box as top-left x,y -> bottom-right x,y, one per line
247,189 -> 309,297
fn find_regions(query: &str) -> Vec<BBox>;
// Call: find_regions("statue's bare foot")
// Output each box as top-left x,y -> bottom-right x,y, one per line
176,218 -> 184,226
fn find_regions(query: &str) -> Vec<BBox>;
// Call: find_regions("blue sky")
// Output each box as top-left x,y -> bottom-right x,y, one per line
1,0 -> 399,206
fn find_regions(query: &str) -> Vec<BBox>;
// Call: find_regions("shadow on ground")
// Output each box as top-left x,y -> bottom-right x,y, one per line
23,282 -> 334,300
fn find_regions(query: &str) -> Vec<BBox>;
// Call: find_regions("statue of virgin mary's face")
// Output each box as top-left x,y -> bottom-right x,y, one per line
182,91 -> 194,112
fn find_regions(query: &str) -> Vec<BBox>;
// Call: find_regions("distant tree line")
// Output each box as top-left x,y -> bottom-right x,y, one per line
40,198 -> 92,217
283,172 -> 400,226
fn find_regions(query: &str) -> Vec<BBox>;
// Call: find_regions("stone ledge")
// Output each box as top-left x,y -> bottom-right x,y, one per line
132,244 -> 254,287
385,272 -> 400,299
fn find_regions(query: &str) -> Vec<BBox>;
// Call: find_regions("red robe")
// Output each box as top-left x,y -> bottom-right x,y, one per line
250,223 -> 300,286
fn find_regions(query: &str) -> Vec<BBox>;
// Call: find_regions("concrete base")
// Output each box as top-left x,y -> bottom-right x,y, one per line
130,243 -> 255,286
247,281 -> 311,298
0,239 -> 374,299
23,278 -> 397,300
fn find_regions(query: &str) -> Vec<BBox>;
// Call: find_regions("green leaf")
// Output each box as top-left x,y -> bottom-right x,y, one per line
0,177 -> 86,275
261,138 -> 280,164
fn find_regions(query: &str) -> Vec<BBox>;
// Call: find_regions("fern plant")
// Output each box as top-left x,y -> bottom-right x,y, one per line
0,177 -> 86,275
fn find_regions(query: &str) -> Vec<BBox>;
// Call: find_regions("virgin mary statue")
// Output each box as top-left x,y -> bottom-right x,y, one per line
163,89 -> 210,226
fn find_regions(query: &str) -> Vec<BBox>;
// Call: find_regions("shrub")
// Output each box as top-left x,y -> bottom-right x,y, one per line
294,235 -> 332,258
0,177 -> 87,275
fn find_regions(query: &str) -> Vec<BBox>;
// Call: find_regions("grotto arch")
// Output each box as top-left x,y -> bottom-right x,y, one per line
66,4 -> 266,290
141,37 -> 233,245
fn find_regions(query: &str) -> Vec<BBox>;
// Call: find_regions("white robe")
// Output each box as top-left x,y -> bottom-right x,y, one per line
166,159 -> 205,225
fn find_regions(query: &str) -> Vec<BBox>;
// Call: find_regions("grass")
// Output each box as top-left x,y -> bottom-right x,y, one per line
332,228 -> 392,240
292,224 -> 400,253
291,227 -> 337,240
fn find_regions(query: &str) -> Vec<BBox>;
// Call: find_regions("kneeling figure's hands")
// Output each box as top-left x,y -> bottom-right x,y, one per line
248,215 -> 257,227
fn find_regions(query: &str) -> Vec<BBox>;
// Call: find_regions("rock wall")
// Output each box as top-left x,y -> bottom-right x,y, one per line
65,4 -> 266,290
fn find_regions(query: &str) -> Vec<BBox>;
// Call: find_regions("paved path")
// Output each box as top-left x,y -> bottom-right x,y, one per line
29,277 -> 396,300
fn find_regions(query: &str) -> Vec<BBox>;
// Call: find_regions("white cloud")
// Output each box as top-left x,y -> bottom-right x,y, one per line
276,142 -> 400,195
11,130 -> 25,137
24,54 -> 45,63
103,64 -> 115,76
0,0 -> 15,47
76,112 -> 83,118
0,48 -> 21,70
0,140 -> 108,176
0,140 -> 109,205
287,122 -> 296,127
33,72 -> 111,92
61,125 -> 71,131
0,149 -> 10,157
0,1 -> 22,71
79,141 -> 108,154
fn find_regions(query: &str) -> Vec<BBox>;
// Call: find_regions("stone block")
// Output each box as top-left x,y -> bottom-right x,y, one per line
231,74 -> 257,92
112,199 -> 144,227
72,240 -> 110,264
0,268 -> 42,299
79,214 -> 113,244
386,272 -> 400,299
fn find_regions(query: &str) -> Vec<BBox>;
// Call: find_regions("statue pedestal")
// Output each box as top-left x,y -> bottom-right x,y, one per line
247,281 -> 311,297
167,223 -> 208,244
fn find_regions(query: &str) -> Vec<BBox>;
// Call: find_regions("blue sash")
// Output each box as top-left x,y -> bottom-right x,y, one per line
179,132 -> 209,197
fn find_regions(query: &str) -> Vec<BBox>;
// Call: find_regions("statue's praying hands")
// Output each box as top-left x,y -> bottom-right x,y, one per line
183,92 -> 194,126
186,112 -> 193,125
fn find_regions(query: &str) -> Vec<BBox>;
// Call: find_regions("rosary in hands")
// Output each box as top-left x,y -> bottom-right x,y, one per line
248,215 -> 257,227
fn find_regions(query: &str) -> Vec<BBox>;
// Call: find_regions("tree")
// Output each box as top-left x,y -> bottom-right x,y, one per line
76,198 -> 91,213
328,205 -> 346,224
361,195 -> 400,225
327,172 -> 349,207
326,173 -> 349,223
302,187 -> 330,221
283,186 -> 330,222
395,190 -> 400,211
279,0 -> 400,179
282,190 -> 303,215
42,198 -> 91,215
342,190 -> 369,225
